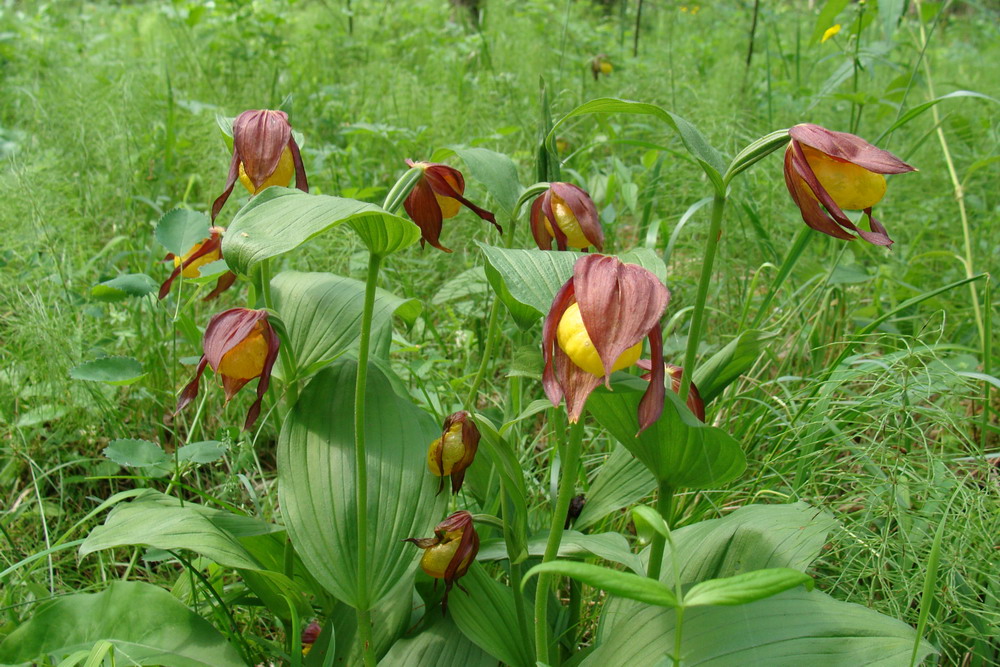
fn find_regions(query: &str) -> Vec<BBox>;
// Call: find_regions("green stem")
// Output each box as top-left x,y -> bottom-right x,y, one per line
748,226 -> 813,330
679,193 -> 726,401
672,605 -> 685,667
645,480 -> 674,580
354,252 -> 383,667
534,417 -> 586,666
464,295 -> 502,410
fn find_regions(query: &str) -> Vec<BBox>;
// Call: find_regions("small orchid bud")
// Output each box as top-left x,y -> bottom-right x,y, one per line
402,160 -> 500,252
176,308 -> 280,430
426,411 -> 479,495
530,182 -> 604,251
300,621 -> 321,656
783,124 -> 915,247
405,511 -> 480,612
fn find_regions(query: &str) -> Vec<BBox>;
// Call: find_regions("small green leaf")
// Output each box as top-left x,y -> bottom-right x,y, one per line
103,439 -> 170,468
684,568 -> 813,607
176,440 -> 227,464
631,505 -> 670,543
446,146 -> 524,218
155,208 -> 211,256
91,273 -> 158,302
523,561 -> 679,608
70,356 -> 145,386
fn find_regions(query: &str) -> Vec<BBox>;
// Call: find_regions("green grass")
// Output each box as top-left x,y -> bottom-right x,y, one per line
1,0 -> 998,664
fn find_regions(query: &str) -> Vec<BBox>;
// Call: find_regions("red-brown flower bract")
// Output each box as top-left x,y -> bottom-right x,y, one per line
783,123 -> 915,247
211,110 -> 309,221
637,361 -> 706,422
176,308 -> 280,431
543,254 -> 670,434
530,182 -> 604,251
404,511 -> 479,612
158,226 -> 237,301
427,410 -> 480,495
402,160 -> 500,252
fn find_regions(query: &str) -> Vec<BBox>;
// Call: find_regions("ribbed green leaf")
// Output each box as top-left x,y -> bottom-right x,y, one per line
155,208 -> 210,256
575,444 -> 656,531
449,563 -> 535,667
478,243 -> 666,329
278,359 -> 445,610
270,270 -> 420,374
478,531 -> 642,574
91,273 -> 158,302
693,329 -> 773,402
588,375 -> 746,488
524,561 -> 678,608
583,590 -> 937,666
0,581 -> 244,666
380,615 -> 496,667
222,188 -> 419,275
70,356 -> 144,386
684,567 -> 814,607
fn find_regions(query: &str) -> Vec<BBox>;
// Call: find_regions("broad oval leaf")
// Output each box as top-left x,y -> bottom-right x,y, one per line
583,589 -> 937,666
449,563 -> 535,667
444,146 -> 524,218
91,273 -> 158,302
155,208 -> 210,256
270,270 -> 419,375
0,581 -> 244,667
587,374 -> 746,488
279,359 -> 445,610
70,356 -> 145,385
380,615 -> 496,667
222,188 -> 420,275
102,439 -> 170,468
523,560 -> 678,608
478,243 -> 666,329
478,530 -> 643,574
683,567 -> 814,607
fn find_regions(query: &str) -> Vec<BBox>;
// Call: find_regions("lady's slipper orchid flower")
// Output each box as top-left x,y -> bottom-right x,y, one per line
300,622 -> 321,657
402,160 -> 500,253
638,362 -> 706,422
543,254 -> 670,433
784,124 -> 915,247
211,109 -> 309,221
530,182 -> 604,251
158,226 -> 237,301
405,511 -> 479,612
176,308 -> 280,430
427,410 -> 479,495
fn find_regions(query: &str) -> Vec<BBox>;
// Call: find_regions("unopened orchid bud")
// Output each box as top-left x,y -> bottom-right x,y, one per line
426,411 -> 479,495
405,511 -> 479,612
530,182 -> 603,251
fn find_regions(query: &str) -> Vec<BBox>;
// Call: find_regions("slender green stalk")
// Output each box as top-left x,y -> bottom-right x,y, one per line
464,295 -> 501,410
981,277 -> 992,454
534,417 -> 586,665
848,1 -> 866,134
748,226 -> 813,330
354,252 -> 383,667
645,480 -> 674,580
502,493 -> 533,653
672,605 -> 685,667
679,193 -> 726,401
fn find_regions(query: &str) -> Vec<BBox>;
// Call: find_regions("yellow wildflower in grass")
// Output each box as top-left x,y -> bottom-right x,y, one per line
822,24 -> 842,43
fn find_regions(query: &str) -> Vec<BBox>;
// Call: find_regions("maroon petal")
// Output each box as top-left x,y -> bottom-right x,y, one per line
404,179 -> 450,252
551,182 -> 604,251
289,135 -> 309,193
233,110 -> 292,190
789,124 -> 915,175
556,344 -> 604,422
158,236 -> 223,300
530,194 -> 554,250
243,321 -> 280,430
202,309 -> 271,370
542,278 -> 577,407
176,356 -> 209,414
211,152 -> 241,222
203,271 -> 238,301
636,324 -> 665,435
783,145 -> 856,241
573,256 -> 670,382
541,190 -> 569,251
423,166 -> 502,234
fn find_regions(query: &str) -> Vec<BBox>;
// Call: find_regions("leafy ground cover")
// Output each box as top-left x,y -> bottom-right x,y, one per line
0,0 -> 997,665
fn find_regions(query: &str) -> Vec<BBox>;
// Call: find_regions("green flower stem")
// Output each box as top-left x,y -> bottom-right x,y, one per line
679,193 -> 726,402
464,295 -> 502,410
354,252 -> 383,667
747,225 -> 814,330
645,480 -> 674,580
672,605 -> 685,667
382,167 -> 424,214
534,416 -> 586,666
260,259 -> 299,407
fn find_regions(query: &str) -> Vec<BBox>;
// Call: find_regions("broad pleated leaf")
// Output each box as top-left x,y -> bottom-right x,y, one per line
380,615 -> 496,667
549,98 -> 726,193
279,359 -> 445,609
0,581 -> 244,667
693,329 -> 772,402
478,243 -> 666,329
478,530 -> 642,574
222,188 -> 419,275
582,589 -> 937,666
523,561 -> 678,608
449,563 -> 535,667
588,374 -> 746,488
575,443 -> 656,531
270,270 -> 420,373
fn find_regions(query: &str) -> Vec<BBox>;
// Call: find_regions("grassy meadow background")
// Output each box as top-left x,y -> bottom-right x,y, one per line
1,0 -> 998,663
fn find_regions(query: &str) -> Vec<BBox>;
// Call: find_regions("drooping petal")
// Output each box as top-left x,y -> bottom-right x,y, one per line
176,356 -> 209,414
542,278 -> 577,407
288,135 -> 309,192
423,165 -> 502,234
233,110 -> 292,191
540,189 -> 569,251
203,271 -> 238,301
211,152 -> 242,222
244,323 -> 280,430
555,343 -> 605,423
404,178 -> 449,252
202,309 -> 272,371
783,145 -> 856,241
573,255 -> 670,382
789,124 -> 915,175
550,182 -> 604,251
530,194 -> 553,250
636,324 -> 665,434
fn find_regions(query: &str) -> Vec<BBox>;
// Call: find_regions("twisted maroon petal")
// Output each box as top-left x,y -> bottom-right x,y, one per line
542,278 -> 577,407
636,324 -> 665,435
211,152 -> 241,222
550,182 -> 604,251
403,178 -> 449,252
530,194 -> 553,250
783,145 -> 856,241
423,165 -> 501,234
789,124 -> 915,175
243,322 -> 280,430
